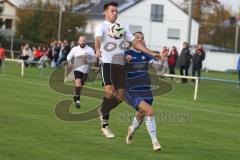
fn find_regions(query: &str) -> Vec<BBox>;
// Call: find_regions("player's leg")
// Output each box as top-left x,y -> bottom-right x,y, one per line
139,101 -> 161,151
99,84 -> 120,138
105,63 -> 125,115
73,71 -> 86,108
101,88 -> 124,126
126,111 -> 144,144
98,63 -> 118,138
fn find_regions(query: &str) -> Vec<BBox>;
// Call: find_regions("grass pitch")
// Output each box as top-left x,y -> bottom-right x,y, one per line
0,62 -> 240,160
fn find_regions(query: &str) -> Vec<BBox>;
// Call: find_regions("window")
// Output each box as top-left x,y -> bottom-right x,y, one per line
129,25 -> 142,33
5,19 -> 12,29
151,4 -> 164,22
167,28 -> 180,39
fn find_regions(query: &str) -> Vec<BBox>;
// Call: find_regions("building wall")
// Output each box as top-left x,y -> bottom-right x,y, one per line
203,52 -> 240,72
85,0 -> 199,51
85,18 -> 102,35
117,0 -> 199,51
0,1 -> 17,37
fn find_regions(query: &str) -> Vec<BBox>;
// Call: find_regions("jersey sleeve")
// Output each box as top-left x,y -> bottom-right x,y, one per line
124,26 -> 135,42
67,48 -> 75,62
144,53 -> 155,62
87,47 -> 97,64
124,50 -> 131,56
95,24 -> 104,37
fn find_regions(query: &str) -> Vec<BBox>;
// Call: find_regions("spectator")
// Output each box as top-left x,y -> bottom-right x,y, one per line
178,42 -> 191,83
51,41 -> 61,68
56,40 -> 70,67
20,43 -> 33,67
47,46 -> 53,62
237,56 -> 240,88
192,44 -> 205,82
168,46 -> 178,76
70,41 -> 76,49
0,43 -> 4,68
20,43 -> 30,60
34,46 -> 42,61
161,46 -> 169,57
39,46 -> 51,68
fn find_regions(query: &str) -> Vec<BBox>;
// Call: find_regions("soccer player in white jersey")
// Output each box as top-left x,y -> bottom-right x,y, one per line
67,36 -> 96,108
95,1 -> 163,138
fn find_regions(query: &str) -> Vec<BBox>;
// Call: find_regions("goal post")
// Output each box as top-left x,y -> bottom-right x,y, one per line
4,58 -> 25,77
163,74 -> 199,101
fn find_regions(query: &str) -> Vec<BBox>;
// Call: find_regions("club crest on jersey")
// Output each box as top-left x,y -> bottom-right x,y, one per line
141,56 -> 146,60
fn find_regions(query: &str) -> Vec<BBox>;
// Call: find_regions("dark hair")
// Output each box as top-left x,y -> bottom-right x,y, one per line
133,31 -> 144,36
133,31 -> 144,39
104,1 -> 118,11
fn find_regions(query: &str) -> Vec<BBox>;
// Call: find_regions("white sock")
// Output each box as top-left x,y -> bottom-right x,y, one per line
145,116 -> 158,143
131,117 -> 141,131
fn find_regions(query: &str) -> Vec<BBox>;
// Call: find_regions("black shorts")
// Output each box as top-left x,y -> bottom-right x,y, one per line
73,71 -> 88,85
100,63 -> 125,89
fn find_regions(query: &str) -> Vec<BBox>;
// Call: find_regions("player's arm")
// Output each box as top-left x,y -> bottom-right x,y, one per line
95,36 -> 102,58
66,49 -> 74,70
87,47 -> 97,64
94,24 -> 104,58
131,39 -> 155,57
124,51 -> 132,63
125,26 -> 163,61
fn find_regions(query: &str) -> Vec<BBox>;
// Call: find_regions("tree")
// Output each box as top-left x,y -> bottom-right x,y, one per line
16,0 -> 87,43
182,0 -> 232,46
0,1 -> 4,28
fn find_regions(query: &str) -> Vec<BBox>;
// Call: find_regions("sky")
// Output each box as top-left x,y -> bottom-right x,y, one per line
219,0 -> 240,13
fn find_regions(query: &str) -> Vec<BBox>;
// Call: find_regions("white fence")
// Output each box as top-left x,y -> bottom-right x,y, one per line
203,51 -> 240,72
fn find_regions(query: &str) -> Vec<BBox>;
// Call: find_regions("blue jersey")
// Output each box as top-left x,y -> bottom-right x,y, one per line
124,49 -> 154,109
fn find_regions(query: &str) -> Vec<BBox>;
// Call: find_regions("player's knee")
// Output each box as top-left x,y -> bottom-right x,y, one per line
105,89 -> 115,98
136,112 -> 145,122
145,107 -> 154,117
116,95 -> 124,102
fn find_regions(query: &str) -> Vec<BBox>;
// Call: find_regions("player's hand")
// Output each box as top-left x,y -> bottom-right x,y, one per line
125,55 -> 132,63
153,53 -> 161,59
96,50 -> 102,58
153,53 -> 166,62
67,63 -> 73,70
67,63 -> 73,75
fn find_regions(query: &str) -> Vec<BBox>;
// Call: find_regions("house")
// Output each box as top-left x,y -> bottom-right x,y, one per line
75,0 -> 199,51
0,0 -> 18,37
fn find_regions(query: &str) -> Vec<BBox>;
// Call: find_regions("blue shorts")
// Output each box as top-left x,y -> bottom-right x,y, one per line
125,93 -> 153,110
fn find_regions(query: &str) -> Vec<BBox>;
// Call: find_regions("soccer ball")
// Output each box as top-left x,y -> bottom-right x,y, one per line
109,23 -> 125,39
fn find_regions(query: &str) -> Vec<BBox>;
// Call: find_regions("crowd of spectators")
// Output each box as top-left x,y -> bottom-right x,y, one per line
18,40 -> 75,68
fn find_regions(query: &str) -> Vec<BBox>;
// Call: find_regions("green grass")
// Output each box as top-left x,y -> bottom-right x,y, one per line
0,63 -> 240,160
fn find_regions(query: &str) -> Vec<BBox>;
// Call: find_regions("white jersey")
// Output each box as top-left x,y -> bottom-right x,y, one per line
67,45 -> 96,73
95,21 -> 134,65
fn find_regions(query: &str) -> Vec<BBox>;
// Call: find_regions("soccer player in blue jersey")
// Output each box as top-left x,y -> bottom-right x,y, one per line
124,32 -> 162,151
